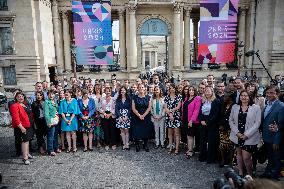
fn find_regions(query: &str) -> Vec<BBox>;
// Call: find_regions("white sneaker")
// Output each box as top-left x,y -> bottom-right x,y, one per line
28,154 -> 34,159
23,159 -> 30,165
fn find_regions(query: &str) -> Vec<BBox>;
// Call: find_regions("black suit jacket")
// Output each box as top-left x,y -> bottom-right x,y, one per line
199,99 -> 221,129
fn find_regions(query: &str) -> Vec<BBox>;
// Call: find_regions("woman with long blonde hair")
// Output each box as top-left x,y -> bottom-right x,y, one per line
198,86 -> 221,163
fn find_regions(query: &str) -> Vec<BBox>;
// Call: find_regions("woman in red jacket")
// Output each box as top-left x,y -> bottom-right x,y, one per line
10,91 -> 34,165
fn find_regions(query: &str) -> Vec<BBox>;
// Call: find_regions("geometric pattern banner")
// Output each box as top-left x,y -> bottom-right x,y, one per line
198,0 -> 239,64
72,0 -> 113,65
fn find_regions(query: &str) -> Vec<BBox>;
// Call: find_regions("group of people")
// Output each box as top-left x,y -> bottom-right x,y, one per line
8,73 -> 284,181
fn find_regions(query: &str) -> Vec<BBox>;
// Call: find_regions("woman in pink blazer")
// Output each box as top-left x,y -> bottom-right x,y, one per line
181,86 -> 202,159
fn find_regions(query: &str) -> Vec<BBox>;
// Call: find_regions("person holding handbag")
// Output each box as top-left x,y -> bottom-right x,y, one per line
44,90 -> 61,156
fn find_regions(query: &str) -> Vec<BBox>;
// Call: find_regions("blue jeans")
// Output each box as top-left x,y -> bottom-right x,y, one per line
47,125 -> 59,154
264,143 -> 281,179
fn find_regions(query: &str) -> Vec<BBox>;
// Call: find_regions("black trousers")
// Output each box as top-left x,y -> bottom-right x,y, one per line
101,118 -> 117,146
199,126 -> 219,163
34,118 -> 47,149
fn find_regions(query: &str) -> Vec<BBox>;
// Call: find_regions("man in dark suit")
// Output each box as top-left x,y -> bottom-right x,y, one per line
232,77 -> 244,104
261,85 -> 284,180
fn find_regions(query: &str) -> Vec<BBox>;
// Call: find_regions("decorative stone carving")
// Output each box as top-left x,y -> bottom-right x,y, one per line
184,6 -> 192,17
173,2 -> 182,14
137,15 -> 172,35
39,0 -> 52,8
127,4 -> 137,13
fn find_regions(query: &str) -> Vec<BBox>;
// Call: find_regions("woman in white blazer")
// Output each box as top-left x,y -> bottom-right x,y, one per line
151,86 -> 166,148
229,90 -> 261,177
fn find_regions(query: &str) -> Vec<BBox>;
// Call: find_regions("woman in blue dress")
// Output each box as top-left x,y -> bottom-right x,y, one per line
59,89 -> 80,153
131,83 -> 153,152
78,89 -> 96,152
115,86 -> 132,150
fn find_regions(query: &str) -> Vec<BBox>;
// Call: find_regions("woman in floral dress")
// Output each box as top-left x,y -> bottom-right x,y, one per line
78,89 -> 96,152
115,86 -> 132,150
164,83 -> 182,155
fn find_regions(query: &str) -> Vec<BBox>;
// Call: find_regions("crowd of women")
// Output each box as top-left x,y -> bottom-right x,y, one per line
9,74 -> 284,181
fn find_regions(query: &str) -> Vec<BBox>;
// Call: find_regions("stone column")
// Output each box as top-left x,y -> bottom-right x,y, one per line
149,51 -> 152,68
238,6 -> 247,68
51,0 -> 64,74
173,3 -> 182,69
155,51 -> 158,67
119,9 -> 126,70
142,50 -> 145,69
193,18 -> 199,63
62,11 -> 72,72
184,6 -> 192,69
128,4 -> 138,70
248,1 -> 256,68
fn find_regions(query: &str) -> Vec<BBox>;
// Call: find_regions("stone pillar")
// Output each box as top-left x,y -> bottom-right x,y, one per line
238,6 -> 247,68
184,6 -> 192,69
155,51 -> 158,67
128,4 -> 137,70
149,51 -> 152,68
118,9 -> 126,70
51,0 -> 64,74
142,50 -> 145,69
173,3 -> 182,69
62,11 -> 72,72
193,18 -> 199,63
248,1 -> 256,69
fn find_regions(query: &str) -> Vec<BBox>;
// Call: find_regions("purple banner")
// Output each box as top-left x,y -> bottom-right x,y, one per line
72,0 -> 113,65
198,0 -> 239,64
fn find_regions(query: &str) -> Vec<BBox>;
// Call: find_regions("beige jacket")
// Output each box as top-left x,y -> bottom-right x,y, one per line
229,104 -> 261,145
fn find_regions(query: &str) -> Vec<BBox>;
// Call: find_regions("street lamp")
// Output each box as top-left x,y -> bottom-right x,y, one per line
237,41 -> 244,76
245,50 -> 275,84
70,43 -> 77,79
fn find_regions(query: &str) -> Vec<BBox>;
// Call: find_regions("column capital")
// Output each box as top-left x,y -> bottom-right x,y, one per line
51,0 -> 58,7
184,6 -> 192,17
118,8 -> 125,17
61,11 -> 69,20
173,2 -> 182,14
127,4 -> 137,13
239,6 -> 249,16
192,17 -> 199,23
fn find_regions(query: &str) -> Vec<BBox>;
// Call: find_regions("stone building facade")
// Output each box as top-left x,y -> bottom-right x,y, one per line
0,0 -> 283,92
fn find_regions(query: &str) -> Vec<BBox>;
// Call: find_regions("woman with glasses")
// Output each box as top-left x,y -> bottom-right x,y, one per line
10,92 -> 34,165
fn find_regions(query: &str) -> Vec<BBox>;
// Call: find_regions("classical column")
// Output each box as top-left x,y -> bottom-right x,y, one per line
193,18 -> 199,63
149,51 -> 152,68
184,6 -> 192,69
142,50 -> 145,69
248,1 -> 256,68
173,3 -> 182,69
119,9 -> 126,70
238,6 -> 247,68
128,4 -> 137,70
51,0 -> 64,74
62,11 -> 72,72
155,51 -> 158,67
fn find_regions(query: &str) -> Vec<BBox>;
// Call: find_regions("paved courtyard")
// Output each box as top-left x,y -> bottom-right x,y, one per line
0,126 -> 226,189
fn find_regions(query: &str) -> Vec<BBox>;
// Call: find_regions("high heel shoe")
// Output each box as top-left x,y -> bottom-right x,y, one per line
135,144 -> 140,152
